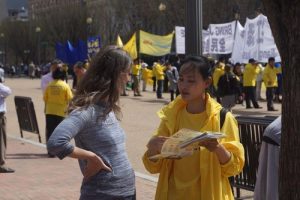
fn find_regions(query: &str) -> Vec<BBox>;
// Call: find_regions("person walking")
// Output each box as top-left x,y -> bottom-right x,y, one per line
132,59 -> 142,96
47,46 -> 136,200
153,61 -> 166,99
44,67 -> 73,157
263,57 -> 282,111
143,56 -> 244,200
218,64 -> 242,110
72,61 -> 87,90
165,61 -> 179,101
0,82 -> 14,173
243,58 -> 262,109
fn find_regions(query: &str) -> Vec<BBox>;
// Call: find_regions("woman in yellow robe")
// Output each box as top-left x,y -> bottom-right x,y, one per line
143,56 -> 245,200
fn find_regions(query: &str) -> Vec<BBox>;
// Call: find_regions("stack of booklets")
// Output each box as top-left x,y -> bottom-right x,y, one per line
149,128 -> 226,159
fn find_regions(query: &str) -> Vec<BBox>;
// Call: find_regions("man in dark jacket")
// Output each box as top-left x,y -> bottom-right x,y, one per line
218,64 -> 242,110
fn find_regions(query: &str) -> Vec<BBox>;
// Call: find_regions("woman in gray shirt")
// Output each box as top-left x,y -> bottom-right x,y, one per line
47,46 -> 135,200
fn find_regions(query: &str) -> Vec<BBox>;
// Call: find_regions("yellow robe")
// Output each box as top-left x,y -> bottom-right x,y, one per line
263,64 -> 282,88
142,94 -> 245,200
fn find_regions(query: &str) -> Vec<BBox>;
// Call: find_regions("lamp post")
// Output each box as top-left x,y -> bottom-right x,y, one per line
0,33 -> 4,66
86,17 -> 93,38
185,0 -> 203,56
35,26 -> 41,66
158,2 -> 167,35
24,49 -> 30,64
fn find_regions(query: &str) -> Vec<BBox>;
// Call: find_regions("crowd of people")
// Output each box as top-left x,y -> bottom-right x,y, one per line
0,47 -> 282,200
116,55 -> 282,112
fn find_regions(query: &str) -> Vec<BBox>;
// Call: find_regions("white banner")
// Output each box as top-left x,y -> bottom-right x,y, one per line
231,14 -> 281,63
175,26 -> 185,54
175,27 -> 213,55
202,30 -> 210,54
231,21 -> 246,63
208,21 -> 236,54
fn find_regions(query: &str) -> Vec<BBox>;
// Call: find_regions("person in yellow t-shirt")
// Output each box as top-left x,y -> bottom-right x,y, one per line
263,57 -> 282,111
153,61 -> 166,99
141,61 -> 150,91
143,56 -> 245,200
44,68 -> 73,156
243,58 -> 262,109
132,59 -> 142,96
212,57 -> 225,102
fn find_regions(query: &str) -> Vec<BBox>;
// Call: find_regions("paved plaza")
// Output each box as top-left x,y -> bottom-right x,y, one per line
0,77 -> 281,199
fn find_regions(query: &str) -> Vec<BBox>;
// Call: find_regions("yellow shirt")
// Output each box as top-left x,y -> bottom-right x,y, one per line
44,80 -> 73,117
154,64 -> 166,80
132,64 -> 141,76
142,68 -> 151,80
213,66 -> 225,89
143,94 -> 245,200
263,64 -> 282,87
168,109 -> 207,200
243,64 -> 261,87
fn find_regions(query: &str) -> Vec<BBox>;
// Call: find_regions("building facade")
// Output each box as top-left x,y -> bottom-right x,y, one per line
28,0 -> 84,19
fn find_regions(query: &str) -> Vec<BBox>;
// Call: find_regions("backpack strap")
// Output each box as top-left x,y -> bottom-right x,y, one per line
220,107 -> 228,129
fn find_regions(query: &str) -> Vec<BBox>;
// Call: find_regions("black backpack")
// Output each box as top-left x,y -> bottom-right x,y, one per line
220,107 -> 228,129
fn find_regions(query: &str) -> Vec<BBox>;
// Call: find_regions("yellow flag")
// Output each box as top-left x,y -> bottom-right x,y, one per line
123,33 -> 138,60
116,35 -> 123,47
140,30 -> 174,56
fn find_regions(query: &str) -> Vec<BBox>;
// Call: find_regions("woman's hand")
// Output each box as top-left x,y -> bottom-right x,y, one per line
83,153 -> 112,182
199,139 -> 231,164
146,136 -> 169,157
199,139 -> 220,152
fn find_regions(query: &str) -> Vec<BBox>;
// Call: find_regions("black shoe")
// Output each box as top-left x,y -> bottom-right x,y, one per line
121,94 -> 129,96
0,166 -> 15,173
254,106 -> 263,109
246,106 -> 253,109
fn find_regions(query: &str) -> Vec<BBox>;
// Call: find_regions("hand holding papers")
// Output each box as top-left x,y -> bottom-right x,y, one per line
149,128 -> 226,160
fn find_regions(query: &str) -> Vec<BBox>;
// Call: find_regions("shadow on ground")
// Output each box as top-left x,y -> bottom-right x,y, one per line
6,153 -> 49,159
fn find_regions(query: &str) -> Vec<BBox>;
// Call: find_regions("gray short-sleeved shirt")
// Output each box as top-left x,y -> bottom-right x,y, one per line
47,104 -> 135,199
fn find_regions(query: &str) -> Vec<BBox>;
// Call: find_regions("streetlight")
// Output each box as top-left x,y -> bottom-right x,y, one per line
185,0 -> 203,56
0,33 -> 4,66
158,2 -> 167,34
158,2 -> 166,11
86,17 -> 93,38
35,26 -> 41,66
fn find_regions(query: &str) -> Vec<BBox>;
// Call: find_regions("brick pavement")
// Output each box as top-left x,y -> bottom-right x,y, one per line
0,137 -> 156,200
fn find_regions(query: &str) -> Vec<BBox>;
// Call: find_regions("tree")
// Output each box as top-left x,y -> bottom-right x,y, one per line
0,19 -> 38,65
261,0 -> 300,199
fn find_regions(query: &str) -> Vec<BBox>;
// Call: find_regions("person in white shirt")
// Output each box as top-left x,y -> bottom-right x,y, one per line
0,65 -> 5,83
0,82 -> 14,173
41,59 -> 62,94
256,63 -> 265,100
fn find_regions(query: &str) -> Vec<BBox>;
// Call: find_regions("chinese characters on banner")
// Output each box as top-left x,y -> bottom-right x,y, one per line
231,14 -> 281,63
208,21 -> 236,54
175,21 -> 236,55
175,14 -> 281,63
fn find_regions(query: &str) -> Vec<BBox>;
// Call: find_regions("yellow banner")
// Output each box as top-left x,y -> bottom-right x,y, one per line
123,33 -> 137,60
140,30 -> 174,56
116,35 -> 123,47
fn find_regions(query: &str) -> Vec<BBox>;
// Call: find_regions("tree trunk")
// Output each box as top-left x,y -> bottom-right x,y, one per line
262,0 -> 300,199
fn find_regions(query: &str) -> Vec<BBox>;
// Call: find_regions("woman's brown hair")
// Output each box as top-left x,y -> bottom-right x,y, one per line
68,45 -> 132,120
